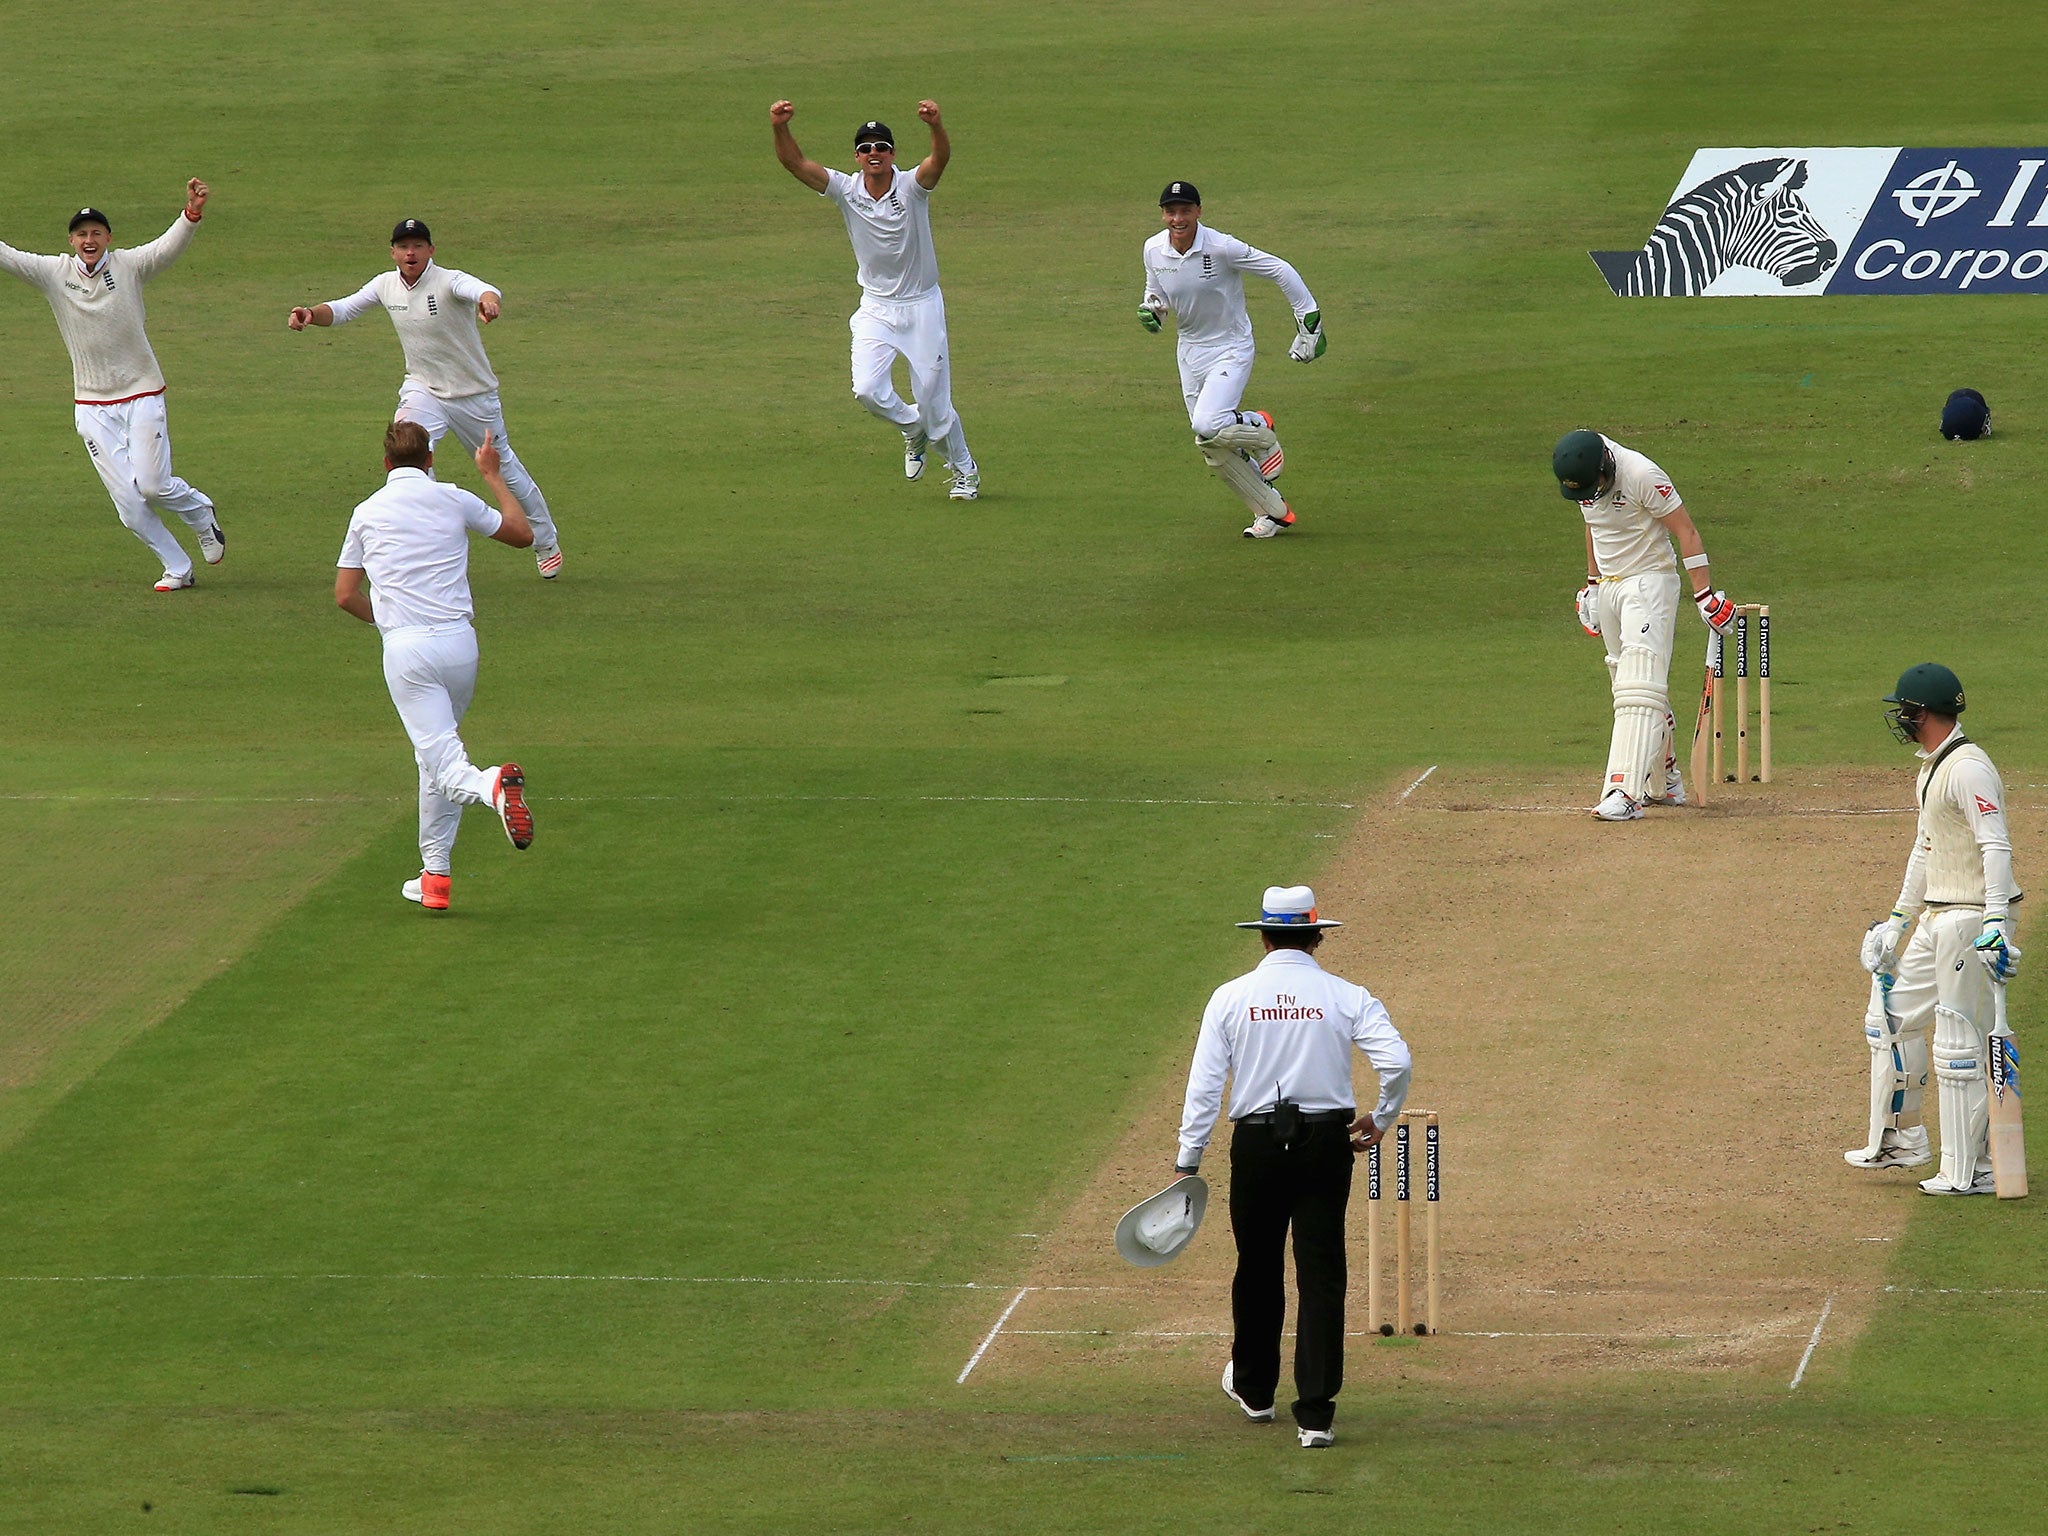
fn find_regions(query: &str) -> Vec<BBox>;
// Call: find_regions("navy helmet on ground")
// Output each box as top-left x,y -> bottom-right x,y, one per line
1941,388 -> 1990,441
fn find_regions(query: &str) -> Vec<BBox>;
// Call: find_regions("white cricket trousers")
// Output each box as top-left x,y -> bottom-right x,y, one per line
74,393 -> 216,577
1178,341 -> 1256,438
1887,906 -> 1997,1188
849,290 -> 976,473
1596,571 -> 1680,801
381,621 -> 496,876
397,384 -> 559,551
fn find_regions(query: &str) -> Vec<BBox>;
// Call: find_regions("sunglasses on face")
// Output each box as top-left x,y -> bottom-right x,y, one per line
856,142 -> 893,154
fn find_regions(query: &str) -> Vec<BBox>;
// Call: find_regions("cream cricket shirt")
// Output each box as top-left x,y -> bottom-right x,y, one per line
1898,734 -> 2020,917
1579,437 -> 1684,580
822,167 -> 940,301
0,212 -> 198,402
1177,949 -> 1412,1169
327,263 -> 500,400
1141,225 -> 1317,351
338,468 -> 502,634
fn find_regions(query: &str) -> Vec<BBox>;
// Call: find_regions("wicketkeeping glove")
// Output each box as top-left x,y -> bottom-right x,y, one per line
1975,918 -> 2022,981
1575,581 -> 1601,637
1139,296 -> 1166,333
1288,309 -> 1326,362
1860,912 -> 1909,975
1694,587 -> 1736,634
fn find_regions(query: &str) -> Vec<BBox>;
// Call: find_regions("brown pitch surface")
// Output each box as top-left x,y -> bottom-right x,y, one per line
965,766 -> 2043,1396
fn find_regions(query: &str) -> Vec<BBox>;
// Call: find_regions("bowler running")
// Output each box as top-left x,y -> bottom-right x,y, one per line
0,180 -> 225,590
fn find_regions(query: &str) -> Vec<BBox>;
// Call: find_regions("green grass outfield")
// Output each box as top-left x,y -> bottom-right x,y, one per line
2,1 -> 2045,1529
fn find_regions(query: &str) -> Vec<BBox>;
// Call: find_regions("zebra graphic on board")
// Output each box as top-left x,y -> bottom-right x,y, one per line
1590,157 -> 1839,296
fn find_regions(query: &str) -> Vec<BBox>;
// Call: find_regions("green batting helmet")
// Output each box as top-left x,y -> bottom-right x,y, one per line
1552,429 -> 1611,501
1885,663 -> 1966,715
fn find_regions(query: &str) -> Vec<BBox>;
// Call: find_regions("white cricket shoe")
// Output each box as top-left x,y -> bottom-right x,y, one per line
1845,1129 -> 1931,1169
1648,764 -> 1686,805
948,469 -> 980,501
535,544 -> 563,580
490,764 -> 534,850
197,518 -> 226,565
1242,508 -> 1298,540
1220,1362 -> 1275,1423
153,569 -> 196,592
1299,1427 -> 1335,1449
1593,788 -> 1643,822
1918,1169 -> 1997,1196
904,429 -> 929,481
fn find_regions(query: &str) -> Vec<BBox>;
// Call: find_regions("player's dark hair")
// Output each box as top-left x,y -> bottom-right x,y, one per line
384,419 -> 431,468
1264,929 -> 1324,952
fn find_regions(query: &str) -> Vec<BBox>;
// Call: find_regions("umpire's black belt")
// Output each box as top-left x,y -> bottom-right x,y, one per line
1237,1109 -> 1353,1125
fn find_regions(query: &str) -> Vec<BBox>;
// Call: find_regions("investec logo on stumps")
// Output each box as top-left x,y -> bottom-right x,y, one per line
1592,148 -> 2048,296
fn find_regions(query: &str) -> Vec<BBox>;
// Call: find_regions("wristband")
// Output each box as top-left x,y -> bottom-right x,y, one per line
1682,553 -> 1710,570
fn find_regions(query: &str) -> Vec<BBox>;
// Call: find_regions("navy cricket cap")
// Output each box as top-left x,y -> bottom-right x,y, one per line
391,218 -> 433,245
1160,181 -> 1201,206
854,120 -> 893,147
1941,388 -> 1990,441
69,207 -> 111,233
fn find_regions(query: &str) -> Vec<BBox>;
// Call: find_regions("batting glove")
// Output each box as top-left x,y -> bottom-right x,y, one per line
1288,309 -> 1326,363
1860,912 -> 1909,975
1975,918 -> 2022,981
1139,296 -> 1166,333
1694,587 -> 1736,634
1575,581 -> 1601,637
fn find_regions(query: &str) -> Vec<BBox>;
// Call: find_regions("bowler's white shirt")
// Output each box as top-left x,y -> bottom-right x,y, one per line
338,467 -> 502,634
822,168 -> 939,301
1579,436 -> 1683,581
326,263 -> 500,399
1141,225 -> 1316,351
1177,948 -> 1411,1169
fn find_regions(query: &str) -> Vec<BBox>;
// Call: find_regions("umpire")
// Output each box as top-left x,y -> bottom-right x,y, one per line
1176,885 -> 1412,1448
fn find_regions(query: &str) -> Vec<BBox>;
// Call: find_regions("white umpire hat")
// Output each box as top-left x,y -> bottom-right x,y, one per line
1115,1174 -> 1209,1267
1236,884 -> 1343,931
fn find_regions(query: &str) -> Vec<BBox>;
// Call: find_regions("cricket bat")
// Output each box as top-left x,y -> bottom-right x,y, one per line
1689,631 -> 1719,808
1989,983 -> 2028,1199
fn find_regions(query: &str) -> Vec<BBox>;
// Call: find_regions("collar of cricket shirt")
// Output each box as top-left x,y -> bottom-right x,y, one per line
75,251 -> 110,278
399,260 -> 438,290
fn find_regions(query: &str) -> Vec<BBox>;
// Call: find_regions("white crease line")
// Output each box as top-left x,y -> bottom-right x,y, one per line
1416,804 -> 1920,817
957,1287 -> 1033,1384
1882,1285 -> 2048,1296
1398,765 -> 1439,801
1788,1295 -> 1835,1391
0,1272 -> 1111,1292
1003,1328 -> 1747,1341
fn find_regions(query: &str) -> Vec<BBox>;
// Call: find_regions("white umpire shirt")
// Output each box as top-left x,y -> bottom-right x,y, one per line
1177,948 -> 1412,1170
822,167 -> 940,301
1579,435 -> 1683,581
325,263 -> 501,400
1141,225 -> 1317,351
337,468 -> 502,635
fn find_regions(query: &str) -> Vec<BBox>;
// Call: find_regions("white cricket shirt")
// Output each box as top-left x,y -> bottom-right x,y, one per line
338,467 -> 503,634
1140,224 -> 1316,351
1578,437 -> 1683,580
1177,948 -> 1412,1169
0,212 -> 198,402
821,168 -> 939,301
326,263 -> 500,400
1899,733 -> 2020,916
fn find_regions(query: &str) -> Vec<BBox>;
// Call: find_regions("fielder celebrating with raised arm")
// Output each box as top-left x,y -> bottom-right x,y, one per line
1176,886 -> 1411,1449
770,99 -> 981,501
1553,429 -> 1735,820
1139,182 -> 1326,540
336,421 -> 536,914
289,220 -> 564,578
1848,665 -> 2023,1194
0,180 -> 225,591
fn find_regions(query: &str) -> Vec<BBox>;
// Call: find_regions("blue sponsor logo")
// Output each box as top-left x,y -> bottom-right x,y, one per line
1841,150 -> 2048,293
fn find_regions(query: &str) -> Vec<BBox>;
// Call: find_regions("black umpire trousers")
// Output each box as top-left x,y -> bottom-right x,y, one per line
1228,1116 -> 1354,1431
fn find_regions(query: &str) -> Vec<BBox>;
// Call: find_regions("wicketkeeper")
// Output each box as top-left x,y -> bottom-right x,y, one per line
1849,664 -> 2022,1194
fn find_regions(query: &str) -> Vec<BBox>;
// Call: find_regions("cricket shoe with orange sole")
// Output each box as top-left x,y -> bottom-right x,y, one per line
491,764 -> 534,849
1243,506 -> 1297,539
403,872 -> 453,910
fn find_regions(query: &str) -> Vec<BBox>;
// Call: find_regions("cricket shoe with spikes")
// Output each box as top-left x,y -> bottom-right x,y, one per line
1593,787 -> 1643,822
402,871 -> 452,911
490,764 -> 534,849
948,469 -> 980,501
1243,506 -> 1296,539
197,516 -> 226,565
1844,1128 -> 1931,1169
904,428 -> 929,481
1918,1169 -> 1997,1196
154,568 -> 196,592
535,544 -> 563,579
